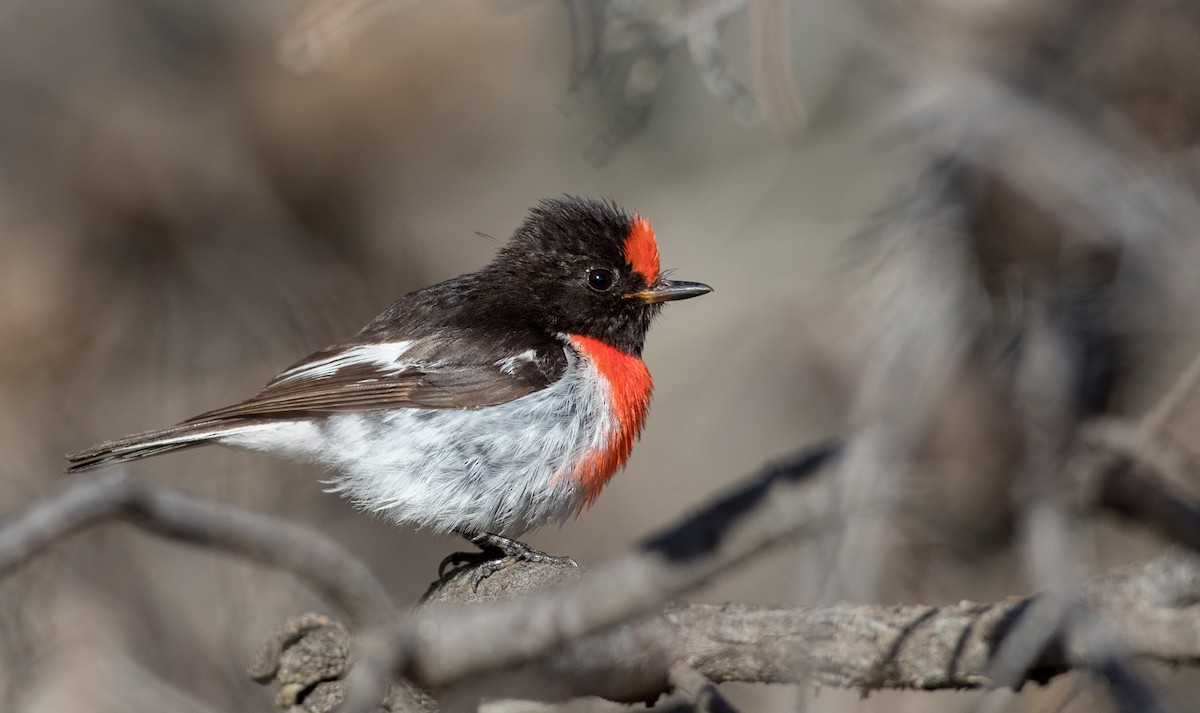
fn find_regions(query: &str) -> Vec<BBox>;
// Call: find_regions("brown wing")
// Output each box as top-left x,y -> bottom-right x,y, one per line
184,334 -> 566,422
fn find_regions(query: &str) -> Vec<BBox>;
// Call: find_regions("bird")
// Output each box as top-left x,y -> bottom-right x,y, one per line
67,196 -> 711,574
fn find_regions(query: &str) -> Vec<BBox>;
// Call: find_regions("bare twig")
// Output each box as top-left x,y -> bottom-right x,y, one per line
0,471 -> 400,711
1142,349 -> 1200,436
1070,421 -> 1200,553
668,662 -> 740,713
1065,338 -> 1200,552
0,471 -> 396,623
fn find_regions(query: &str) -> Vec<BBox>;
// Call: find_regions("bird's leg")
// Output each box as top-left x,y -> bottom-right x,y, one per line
437,534 -> 497,577
438,530 -> 578,586
469,532 -> 578,567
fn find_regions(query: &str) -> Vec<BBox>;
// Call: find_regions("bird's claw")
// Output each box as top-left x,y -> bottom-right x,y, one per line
442,531 -> 577,589
467,549 -> 578,589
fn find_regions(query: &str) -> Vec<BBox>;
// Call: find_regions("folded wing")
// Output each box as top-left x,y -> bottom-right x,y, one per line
186,332 -> 567,421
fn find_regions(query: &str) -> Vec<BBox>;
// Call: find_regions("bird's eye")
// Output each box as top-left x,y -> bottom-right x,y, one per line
587,268 -> 616,292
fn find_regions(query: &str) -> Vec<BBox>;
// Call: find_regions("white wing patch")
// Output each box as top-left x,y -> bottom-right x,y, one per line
494,349 -> 539,376
274,341 -> 414,383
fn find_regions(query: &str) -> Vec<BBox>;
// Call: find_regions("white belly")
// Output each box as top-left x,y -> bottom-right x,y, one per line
218,350 -> 616,536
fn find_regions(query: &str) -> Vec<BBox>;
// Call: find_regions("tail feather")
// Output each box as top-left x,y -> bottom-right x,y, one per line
65,419 -> 254,473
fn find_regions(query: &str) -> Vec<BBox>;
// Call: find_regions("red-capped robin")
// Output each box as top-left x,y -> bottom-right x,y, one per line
67,196 -> 711,571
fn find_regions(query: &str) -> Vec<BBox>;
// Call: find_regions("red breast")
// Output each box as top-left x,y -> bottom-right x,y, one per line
565,333 -> 653,508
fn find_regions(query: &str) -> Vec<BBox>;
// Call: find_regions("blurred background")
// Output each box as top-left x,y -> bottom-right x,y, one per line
3,0 -> 1200,711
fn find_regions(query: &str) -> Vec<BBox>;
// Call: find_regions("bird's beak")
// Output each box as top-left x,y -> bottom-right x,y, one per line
624,279 -> 713,305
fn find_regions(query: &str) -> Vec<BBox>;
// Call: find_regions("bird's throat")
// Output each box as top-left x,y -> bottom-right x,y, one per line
566,334 -> 653,507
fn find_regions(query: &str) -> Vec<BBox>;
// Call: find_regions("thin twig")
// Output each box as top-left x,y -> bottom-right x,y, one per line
669,662 -> 741,713
1142,349 -> 1200,436
1,471 -> 396,623
0,471 -> 400,711
1071,421 -> 1200,553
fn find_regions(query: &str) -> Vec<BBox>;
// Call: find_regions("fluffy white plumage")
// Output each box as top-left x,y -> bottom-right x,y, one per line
218,344 -> 615,536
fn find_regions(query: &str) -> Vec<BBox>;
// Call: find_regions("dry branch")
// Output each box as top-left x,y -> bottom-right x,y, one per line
0,471 -> 397,626
255,550 -> 1200,712
0,471 -> 402,711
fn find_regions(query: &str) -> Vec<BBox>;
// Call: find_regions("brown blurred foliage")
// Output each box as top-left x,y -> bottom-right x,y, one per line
3,0 -> 1200,711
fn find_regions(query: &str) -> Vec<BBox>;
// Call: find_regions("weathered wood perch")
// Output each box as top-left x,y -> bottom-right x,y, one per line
250,551 -> 1200,712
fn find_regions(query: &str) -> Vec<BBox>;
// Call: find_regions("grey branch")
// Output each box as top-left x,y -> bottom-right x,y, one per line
0,471 -> 397,626
255,551 -> 1200,712
0,471 -> 402,712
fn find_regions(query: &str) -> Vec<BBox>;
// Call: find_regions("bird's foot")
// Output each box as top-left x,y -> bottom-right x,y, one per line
438,531 -> 577,588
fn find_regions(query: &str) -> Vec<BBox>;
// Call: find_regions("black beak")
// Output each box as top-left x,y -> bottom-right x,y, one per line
625,279 -> 713,305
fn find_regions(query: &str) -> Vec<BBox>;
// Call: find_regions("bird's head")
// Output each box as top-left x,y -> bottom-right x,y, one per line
487,196 -> 711,355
